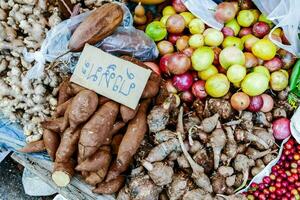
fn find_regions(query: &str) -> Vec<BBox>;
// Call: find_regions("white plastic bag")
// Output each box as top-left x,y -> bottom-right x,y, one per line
253,0 -> 300,57
183,0 -> 223,30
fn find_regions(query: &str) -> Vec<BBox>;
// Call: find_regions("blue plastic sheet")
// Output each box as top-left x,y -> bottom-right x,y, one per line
0,114 -> 50,160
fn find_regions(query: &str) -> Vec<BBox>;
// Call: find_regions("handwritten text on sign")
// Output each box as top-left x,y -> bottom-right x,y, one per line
70,44 -> 151,109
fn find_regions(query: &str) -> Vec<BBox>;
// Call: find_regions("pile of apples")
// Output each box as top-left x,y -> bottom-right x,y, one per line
145,0 -> 296,105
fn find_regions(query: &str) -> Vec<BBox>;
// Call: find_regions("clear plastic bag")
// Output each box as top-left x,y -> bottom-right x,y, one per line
183,0 -> 223,30
23,3 -> 158,82
253,0 -> 300,57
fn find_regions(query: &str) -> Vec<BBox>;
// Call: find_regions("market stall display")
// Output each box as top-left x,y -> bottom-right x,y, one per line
0,0 -> 300,199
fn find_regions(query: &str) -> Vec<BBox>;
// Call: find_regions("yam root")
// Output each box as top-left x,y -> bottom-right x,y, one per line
235,129 -> 269,149
252,127 -> 275,150
142,161 -> 174,186
147,95 -> 176,133
69,90 -> 98,129
120,104 -> 139,123
52,161 -> 75,187
69,3 -> 123,51
79,101 -> 119,159
106,99 -> 150,181
153,130 -> 176,144
210,125 -> 226,169
18,140 -> 45,153
98,96 -> 110,106
245,147 -> 276,160
212,173 -> 227,194
129,175 -> 162,200
167,172 -> 193,200
55,127 -> 81,162
224,126 -> 237,164
183,189 -> 213,200
193,148 -> 213,174
208,98 -> 233,120
177,107 -> 212,193
92,176 -> 125,194
43,129 -> 60,160
41,117 -> 68,134
67,83 -> 86,95
75,146 -> 111,172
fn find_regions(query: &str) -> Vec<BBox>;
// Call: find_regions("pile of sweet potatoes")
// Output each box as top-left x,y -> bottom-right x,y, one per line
19,57 -> 161,194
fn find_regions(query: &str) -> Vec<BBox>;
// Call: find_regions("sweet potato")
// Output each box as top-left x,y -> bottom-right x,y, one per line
120,104 -> 139,123
79,101 -> 119,159
18,140 -> 45,153
67,83 -> 86,95
85,153 -> 112,185
69,3 -> 123,51
106,99 -> 151,181
58,78 -> 71,105
55,127 -> 81,162
111,134 -> 123,155
54,98 -> 73,117
69,90 -> 98,129
92,176 -> 125,194
41,117 -> 67,134
75,146 -> 111,172
43,129 -> 60,160
121,56 -> 161,99
98,96 -> 110,106
52,161 -> 75,187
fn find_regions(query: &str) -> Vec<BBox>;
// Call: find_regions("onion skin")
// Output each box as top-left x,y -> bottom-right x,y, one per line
248,95 -> 263,112
260,94 -> 274,113
272,118 -> 291,140
144,62 -> 161,75
181,90 -> 194,103
159,54 -> 171,74
192,80 -> 207,100
172,0 -> 187,12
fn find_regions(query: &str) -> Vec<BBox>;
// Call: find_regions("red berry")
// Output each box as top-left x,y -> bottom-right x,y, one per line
270,193 -> 276,199
263,176 -> 271,185
263,188 -> 270,195
254,190 -> 260,197
288,185 -> 295,191
294,153 -> 300,161
292,189 -> 298,195
259,183 -> 265,190
269,186 -> 276,192
272,165 -> 280,172
275,182 -> 282,188
292,173 -> 299,180
285,150 -> 291,156
288,155 -> 295,160
270,174 -> 276,180
282,181 -> 289,188
295,181 -> 300,187
258,194 -> 266,200
288,176 -> 295,183
276,188 -> 283,196
251,183 -> 258,188
282,197 -> 289,200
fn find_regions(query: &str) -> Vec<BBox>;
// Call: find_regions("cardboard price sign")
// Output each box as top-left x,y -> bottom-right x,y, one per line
70,44 -> 151,109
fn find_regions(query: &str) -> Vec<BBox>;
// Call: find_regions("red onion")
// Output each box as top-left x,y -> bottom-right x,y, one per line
159,54 -> 171,74
172,0 -> 187,12
172,72 -> 193,91
167,53 -> 191,75
143,62 -> 161,75
264,57 -> 283,72
168,34 -> 181,45
180,90 -> 194,103
272,118 -> 291,140
248,95 -> 263,112
261,94 -> 274,113
191,80 -> 207,99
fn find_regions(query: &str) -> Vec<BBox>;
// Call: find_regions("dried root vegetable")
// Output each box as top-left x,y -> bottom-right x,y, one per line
183,189 -> 213,200
52,161 -> 75,187
54,98 -> 73,117
93,176 -> 125,194
111,134 -> 123,155
208,98 -> 234,120
43,129 -> 60,160
68,90 -> 98,130
69,3 -> 123,51
235,129 -> 269,149
75,146 -> 111,172
142,161 -> 174,186
209,124 -> 226,170
167,172 -> 193,200
177,107 -> 212,193
18,140 -> 45,153
252,127 -> 275,150
147,95 -> 176,133
57,78 -> 72,105
78,101 -> 119,159
245,147 -> 276,160
224,126 -> 237,164
106,99 -> 151,181
153,130 -> 176,144
98,96 -> 110,106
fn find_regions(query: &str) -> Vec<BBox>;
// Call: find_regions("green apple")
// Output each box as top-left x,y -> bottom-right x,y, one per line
163,6 -> 176,16
225,19 -> 240,36
219,46 -> 245,70
251,9 -> 260,24
160,15 -> 170,26
222,36 -> 244,50
203,28 -> 224,47
188,34 -> 204,48
205,74 -> 230,98
191,46 -> 214,71
198,65 -> 218,80
146,21 -> 167,41
252,39 -> 276,60
241,72 -> 269,96
253,66 -> 270,80
180,12 -> 195,27
237,10 -> 255,27
189,18 -> 205,34
227,64 -> 246,83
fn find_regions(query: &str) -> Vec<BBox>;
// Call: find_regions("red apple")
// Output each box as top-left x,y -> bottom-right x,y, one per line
214,2 -> 237,23
239,27 -> 252,37
172,0 -> 187,12
252,22 -> 270,38
264,57 -> 283,72
221,27 -> 235,37
167,53 -> 191,75
159,54 -> 171,74
168,34 -> 181,45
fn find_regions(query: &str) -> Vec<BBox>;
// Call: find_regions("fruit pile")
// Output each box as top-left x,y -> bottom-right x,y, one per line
245,138 -> 300,200
144,0 -> 296,104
